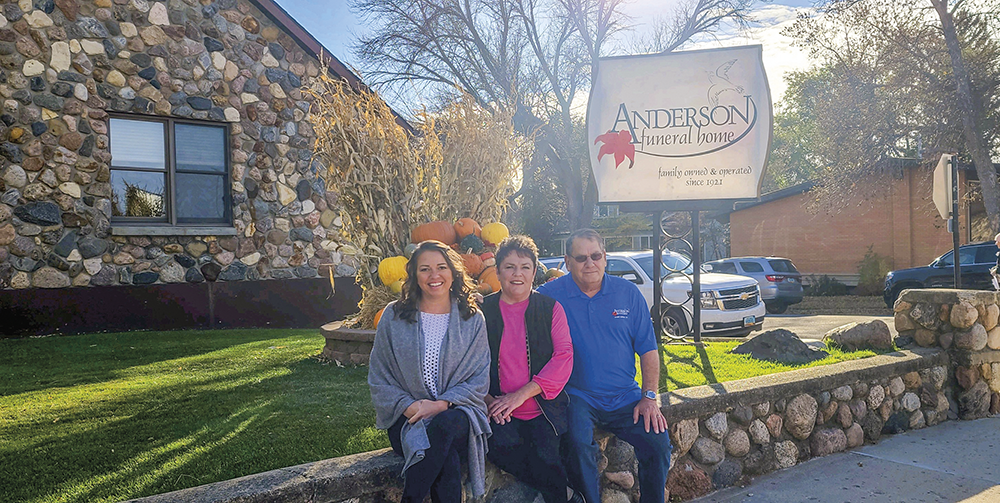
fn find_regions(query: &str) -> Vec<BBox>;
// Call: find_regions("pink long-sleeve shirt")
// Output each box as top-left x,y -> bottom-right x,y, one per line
498,297 -> 574,420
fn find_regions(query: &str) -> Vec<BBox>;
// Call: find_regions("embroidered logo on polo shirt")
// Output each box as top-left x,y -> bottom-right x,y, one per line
612,308 -> 630,319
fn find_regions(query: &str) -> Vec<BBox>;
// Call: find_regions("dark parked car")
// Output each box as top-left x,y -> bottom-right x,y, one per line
883,241 -> 999,307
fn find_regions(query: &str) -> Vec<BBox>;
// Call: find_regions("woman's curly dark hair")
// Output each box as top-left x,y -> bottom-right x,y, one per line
394,240 -> 479,323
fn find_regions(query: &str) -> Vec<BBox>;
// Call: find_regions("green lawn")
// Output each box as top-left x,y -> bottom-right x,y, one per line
0,329 -> 385,503
659,341 -> 882,391
1,329 -> 883,503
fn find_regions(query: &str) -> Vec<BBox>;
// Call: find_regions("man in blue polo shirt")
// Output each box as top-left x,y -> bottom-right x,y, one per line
538,228 -> 670,503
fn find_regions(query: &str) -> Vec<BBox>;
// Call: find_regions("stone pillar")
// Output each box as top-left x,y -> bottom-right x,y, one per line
893,289 -> 1000,419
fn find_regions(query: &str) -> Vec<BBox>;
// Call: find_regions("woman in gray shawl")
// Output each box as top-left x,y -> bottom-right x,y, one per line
369,240 -> 491,503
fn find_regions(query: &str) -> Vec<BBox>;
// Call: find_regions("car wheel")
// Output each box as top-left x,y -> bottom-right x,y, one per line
765,302 -> 787,314
656,307 -> 689,341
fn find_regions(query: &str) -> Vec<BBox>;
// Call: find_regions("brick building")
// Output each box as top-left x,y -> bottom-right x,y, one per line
0,0 -> 386,337
728,161 -> 973,286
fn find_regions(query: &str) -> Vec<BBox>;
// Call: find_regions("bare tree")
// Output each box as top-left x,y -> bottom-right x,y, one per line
930,0 -> 1000,231
804,0 -> 1000,229
352,0 -> 753,231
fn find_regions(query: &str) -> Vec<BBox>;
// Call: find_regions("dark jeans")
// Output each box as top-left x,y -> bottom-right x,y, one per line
563,398 -> 671,503
487,415 -> 567,503
388,409 -> 470,503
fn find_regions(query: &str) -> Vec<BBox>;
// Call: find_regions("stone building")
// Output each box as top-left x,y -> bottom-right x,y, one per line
0,0 -> 377,336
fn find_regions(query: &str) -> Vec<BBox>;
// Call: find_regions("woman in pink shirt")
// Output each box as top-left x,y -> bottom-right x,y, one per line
481,235 -> 580,503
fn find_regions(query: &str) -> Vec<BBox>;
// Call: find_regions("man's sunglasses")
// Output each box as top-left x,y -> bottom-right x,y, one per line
571,252 -> 604,263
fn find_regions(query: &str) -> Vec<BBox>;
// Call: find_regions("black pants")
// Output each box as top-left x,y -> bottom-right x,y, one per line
487,415 -> 567,503
388,409 -> 469,503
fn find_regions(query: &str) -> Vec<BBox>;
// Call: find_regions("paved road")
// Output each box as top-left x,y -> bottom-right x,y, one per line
760,314 -> 897,342
692,417 -> 1000,502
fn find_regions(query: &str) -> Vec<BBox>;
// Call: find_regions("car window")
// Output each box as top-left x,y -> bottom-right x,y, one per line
712,262 -> 738,274
607,259 -> 642,283
740,261 -> 765,273
635,254 -> 708,279
975,245 -> 999,264
938,249 -> 976,266
768,259 -> 798,273
539,258 -> 564,270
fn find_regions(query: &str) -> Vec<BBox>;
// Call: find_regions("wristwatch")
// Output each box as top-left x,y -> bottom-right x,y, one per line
643,390 -> 657,400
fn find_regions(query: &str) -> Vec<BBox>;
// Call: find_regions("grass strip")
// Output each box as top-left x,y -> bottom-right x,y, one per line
660,341 -> 881,391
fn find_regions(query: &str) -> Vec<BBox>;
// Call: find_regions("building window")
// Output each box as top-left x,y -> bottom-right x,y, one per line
110,116 -> 230,226
593,204 -> 619,219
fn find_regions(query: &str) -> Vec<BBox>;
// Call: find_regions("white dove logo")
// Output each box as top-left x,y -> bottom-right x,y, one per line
707,59 -> 745,106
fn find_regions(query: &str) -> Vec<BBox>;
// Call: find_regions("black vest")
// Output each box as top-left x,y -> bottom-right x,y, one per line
482,291 -> 569,434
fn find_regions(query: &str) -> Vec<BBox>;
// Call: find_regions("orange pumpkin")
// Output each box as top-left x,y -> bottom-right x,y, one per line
373,306 -> 386,329
454,218 -> 482,239
411,221 -> 457,245
461,253 -> 484,277
478,266 -> 501,292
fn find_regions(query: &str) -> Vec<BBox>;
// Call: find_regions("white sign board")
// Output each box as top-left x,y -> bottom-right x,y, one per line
932,153 -> 953,220
587,45 -> 773,203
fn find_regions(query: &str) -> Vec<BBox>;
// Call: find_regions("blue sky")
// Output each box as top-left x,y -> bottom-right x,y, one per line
272,0 -> 820,105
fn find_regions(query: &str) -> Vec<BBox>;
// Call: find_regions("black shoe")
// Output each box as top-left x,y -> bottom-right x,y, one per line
568,490 -> 586,503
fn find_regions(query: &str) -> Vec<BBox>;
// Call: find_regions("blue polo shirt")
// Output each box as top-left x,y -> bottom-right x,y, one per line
538,273 -> 657,411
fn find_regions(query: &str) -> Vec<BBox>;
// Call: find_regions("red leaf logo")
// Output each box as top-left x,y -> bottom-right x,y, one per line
595,129 -> 635,169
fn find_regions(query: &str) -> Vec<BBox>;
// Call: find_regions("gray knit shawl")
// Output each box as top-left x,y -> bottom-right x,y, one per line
368,300 -> 492,497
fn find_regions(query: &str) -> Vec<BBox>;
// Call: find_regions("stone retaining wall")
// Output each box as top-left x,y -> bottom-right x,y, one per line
893,289 -> 1000,419
126,345 -> 963,503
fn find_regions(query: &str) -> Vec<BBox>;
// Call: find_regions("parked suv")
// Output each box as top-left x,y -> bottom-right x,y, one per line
883,241 -> 999,308
605,251 -> 765,338
706,257 -> 804,314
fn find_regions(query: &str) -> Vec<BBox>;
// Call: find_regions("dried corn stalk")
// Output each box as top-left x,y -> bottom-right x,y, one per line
306,68 -> 529,289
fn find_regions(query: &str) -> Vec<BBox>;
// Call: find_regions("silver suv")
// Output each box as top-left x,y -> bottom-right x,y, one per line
706,257 -> 803,314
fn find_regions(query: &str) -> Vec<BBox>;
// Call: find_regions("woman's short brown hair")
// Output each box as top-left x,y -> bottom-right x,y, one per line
495,235 -> 539,269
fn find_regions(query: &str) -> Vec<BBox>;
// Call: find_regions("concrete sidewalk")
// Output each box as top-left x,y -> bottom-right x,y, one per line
693,417 -> 1000,503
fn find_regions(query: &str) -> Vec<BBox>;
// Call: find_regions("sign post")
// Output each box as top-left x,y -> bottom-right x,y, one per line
951,156 -> 961,288
587,45 -> 772,342
933,154 -> 960,288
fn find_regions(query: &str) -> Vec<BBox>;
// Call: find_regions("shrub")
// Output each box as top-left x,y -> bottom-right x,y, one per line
855,245 -> 893,296
806,275 -> 849,296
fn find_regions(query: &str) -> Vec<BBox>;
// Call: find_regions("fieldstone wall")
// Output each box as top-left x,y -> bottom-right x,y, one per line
0,0 -> 360,292
893,288 -> 1000,419
125,346 -> 969,503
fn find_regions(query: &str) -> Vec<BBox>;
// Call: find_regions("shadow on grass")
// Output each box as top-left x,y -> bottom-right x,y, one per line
0,340 -> 384,503
0,329 -> 314,396
662,344 -> 719,391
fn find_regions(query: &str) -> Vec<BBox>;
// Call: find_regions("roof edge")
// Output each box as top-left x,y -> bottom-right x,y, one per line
249,0 -> 414,132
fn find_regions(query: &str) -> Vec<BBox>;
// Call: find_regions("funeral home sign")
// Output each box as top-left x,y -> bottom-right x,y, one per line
587,45 -> 773,203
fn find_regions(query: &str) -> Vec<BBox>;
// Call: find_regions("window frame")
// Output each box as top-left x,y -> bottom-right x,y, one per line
108,113 -> 232,228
